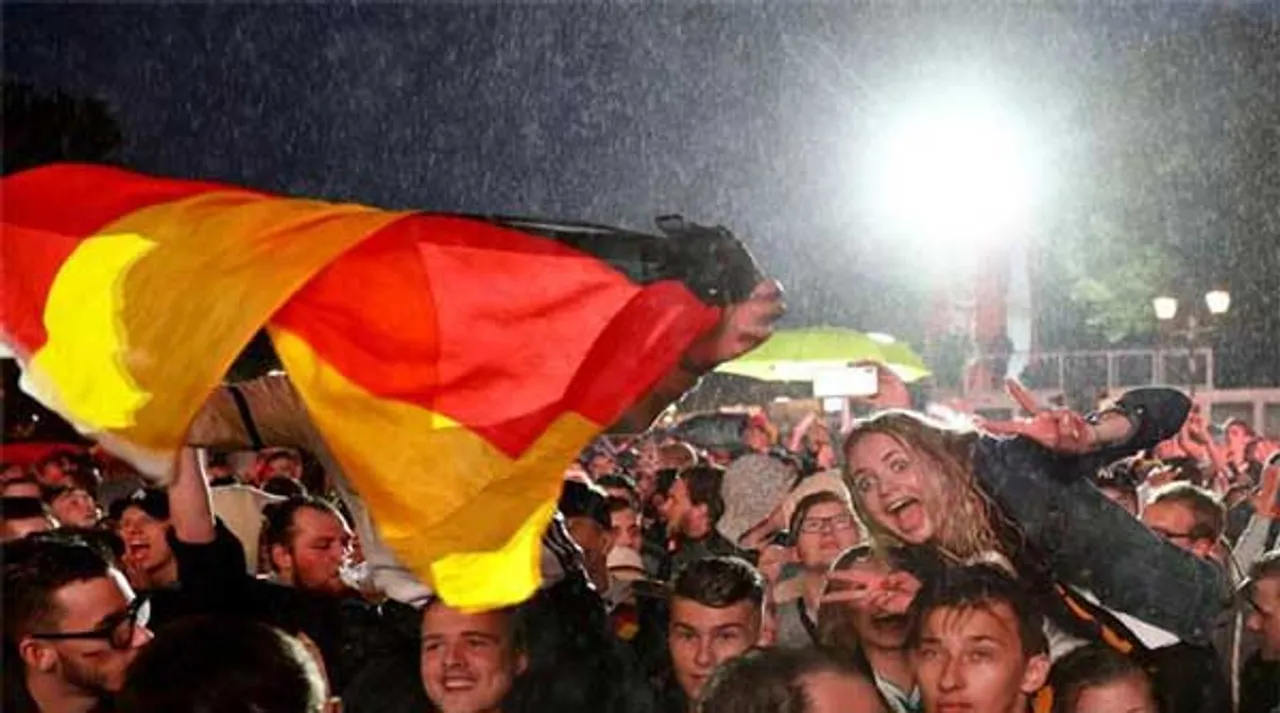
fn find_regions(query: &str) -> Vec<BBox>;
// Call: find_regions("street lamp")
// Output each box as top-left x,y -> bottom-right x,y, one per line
1153,296 -> 1179,321
1205,290 -> 1231,316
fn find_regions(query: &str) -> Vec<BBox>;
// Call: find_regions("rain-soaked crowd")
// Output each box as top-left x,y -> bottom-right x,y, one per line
3,369 -> 1280,713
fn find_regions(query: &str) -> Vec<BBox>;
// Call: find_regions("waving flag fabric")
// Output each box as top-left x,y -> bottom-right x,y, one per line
1,163 -> 721,608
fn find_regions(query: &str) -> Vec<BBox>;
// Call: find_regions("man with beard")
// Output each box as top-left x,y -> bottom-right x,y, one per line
3,536 -> 154,712
263,496 -> 356,597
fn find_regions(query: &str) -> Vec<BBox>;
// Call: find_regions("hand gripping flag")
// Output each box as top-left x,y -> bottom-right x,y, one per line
0,163 -> 721,609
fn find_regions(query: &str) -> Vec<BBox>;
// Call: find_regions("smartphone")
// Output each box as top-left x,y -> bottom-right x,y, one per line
813,364 -> 880,399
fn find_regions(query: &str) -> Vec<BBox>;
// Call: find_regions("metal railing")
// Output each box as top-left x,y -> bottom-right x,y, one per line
963,347 -> 1215,396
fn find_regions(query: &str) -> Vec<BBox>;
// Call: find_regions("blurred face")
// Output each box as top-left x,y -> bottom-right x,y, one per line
848,433 -> 940,545
661,479 -> 693,537
20,571 -> 154,696
3,480 -> 43,499
117,507 -> 175,579
610,507 -> 642,554
50,488 -> 101,528
913,603 -> 1049,713
795,501 -> 861,571
1068,674 -> 1158,713
1,463 -> 26,481
37,459 -> 73,487
274,507 -> 352,596
566,516 -> 613,590
3,515 -> 55,541
265,455 -> 300,481
837,558 -> 917,651
803,671 -> 889,713
1227,423 -> 1252,449
743,425 -> 771,453
587,453 -> 616,478
1245,576 -> 1280,660
420,602 -> 525,713
1142,500 -> 1214,559
1098,486 -> 1139,517
668,597 -> 760,701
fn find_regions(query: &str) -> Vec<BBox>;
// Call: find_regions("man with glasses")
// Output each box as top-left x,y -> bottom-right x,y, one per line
773,490 -> 861,648
1142,481 -> 1225,560
1240,549 -> 1280,713
2,536 -> 153,712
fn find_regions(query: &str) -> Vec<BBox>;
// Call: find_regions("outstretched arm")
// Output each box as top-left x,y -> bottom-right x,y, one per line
611,280 -> 784,433
976,388 -> 1227,644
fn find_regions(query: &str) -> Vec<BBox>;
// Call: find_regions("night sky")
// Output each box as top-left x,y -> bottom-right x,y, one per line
5,2 -> 1278,386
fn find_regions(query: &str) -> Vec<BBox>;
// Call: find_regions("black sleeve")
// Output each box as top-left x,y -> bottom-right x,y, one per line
1077,387 -> 1192,474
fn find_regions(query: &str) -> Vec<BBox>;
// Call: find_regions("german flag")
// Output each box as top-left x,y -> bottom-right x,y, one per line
1,164 -> 721,609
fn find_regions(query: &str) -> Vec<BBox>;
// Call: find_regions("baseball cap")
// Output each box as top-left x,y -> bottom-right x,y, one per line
716,454 -> 800,545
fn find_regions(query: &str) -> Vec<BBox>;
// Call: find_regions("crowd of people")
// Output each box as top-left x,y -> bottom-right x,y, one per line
3,364 -> 1280,713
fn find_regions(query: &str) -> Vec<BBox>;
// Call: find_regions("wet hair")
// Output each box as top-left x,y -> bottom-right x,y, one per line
1048,644 -> 1156,713
2,536 -> 114,641
788,491 -> 854,542
262,496 -> 347,551
1147,482 -> 1225,542
698,647 -> 874,713
559,480 -> 611,531
681,465 -> 727,525
117,616 -> 328,713
595,474 -> 640,508
906,564 -> 1048,659
261,474 -> 307,499
671,556 -> 765,609
1244,549 -> 1280,596
842,410 -> 1008,562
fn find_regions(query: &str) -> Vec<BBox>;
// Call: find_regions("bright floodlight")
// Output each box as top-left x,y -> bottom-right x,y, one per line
868,86 -> 1039,253
1205,290 -> 1231,316
1153,296 -> 1179,321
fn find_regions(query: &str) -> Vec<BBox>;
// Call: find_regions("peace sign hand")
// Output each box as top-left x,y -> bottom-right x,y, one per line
979,379 -> 1098,454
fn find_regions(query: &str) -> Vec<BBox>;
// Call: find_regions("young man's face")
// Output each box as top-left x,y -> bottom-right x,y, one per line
116,507 -> 175,580
50,488 -> 101,528
667,596 -> 760,703
794,501 -> 861,571
420,602 -> 525,713
273,507 -> 352,596
1142,501 -> 1215,559
609,506 -> 642,554
913,602 -> 1049,713
1246,575 -> 1280,660
20,570 -> 154,697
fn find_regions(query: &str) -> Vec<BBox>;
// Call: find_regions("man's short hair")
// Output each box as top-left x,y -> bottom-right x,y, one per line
117,616 -> 327,713
1148,482 -> 1226,542
671,556 -> 765,609
558,480 -> 611,531
1243,548 -> 1280,598
906,564 -> 1048,658
681,465 -> 726,525
2,536 -> 113,642
595,474 -> 640,506
698,647 -> 873,713
1047,644 -> 1153,713
262,496 -> 346,549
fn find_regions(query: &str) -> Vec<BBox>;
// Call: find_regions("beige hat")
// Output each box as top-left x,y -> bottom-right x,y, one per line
606,546 -> 647,582
780,470 -> 851,526
716,454 -> 800,545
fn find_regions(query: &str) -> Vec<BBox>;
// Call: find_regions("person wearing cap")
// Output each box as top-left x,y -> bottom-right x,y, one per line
714,454 -> 801,554
108,488 -> 178,591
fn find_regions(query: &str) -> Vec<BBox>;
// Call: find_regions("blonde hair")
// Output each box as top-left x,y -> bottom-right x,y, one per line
840,410 -> 1012,564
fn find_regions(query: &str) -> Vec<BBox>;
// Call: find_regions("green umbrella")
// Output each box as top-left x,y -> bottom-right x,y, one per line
715,326 -> 931,383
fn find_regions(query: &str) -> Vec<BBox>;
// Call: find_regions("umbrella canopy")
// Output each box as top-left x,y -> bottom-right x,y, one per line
716,327 -> 931,383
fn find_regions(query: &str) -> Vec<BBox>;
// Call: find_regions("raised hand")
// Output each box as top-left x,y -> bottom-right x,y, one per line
980,378 -> 1097,454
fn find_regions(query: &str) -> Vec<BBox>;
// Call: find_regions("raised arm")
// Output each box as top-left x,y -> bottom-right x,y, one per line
976,387 -> 1228,644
